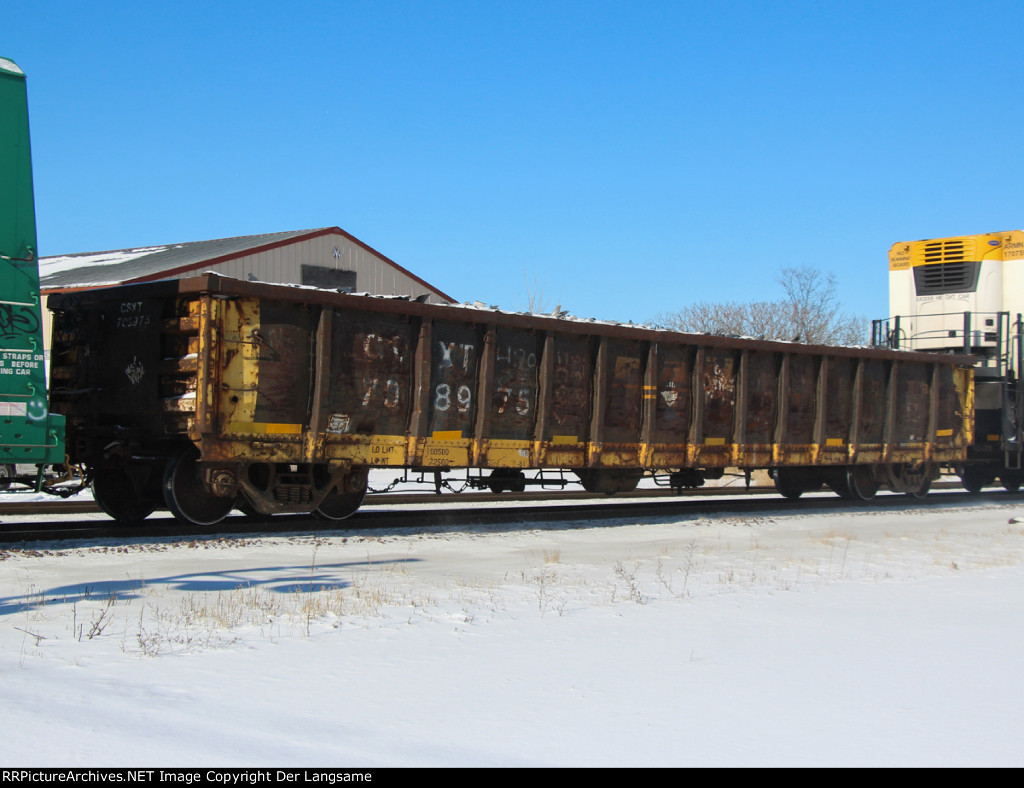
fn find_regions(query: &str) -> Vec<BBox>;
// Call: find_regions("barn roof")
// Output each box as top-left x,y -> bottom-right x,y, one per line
38,226 -> 455,302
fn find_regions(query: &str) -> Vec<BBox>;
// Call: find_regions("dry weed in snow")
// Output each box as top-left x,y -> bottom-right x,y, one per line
2,502 -> 1024,663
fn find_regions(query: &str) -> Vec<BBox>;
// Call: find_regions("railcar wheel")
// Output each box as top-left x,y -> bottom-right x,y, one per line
832,466 -> 879,501
313,469 -> 367,521
92,467 -> 158,525
960,467 -> 993,494
888,462 -> 933,499
0,463 -> 13,491
313,489 -> 366,521
772,468 -> 805,500
487,469 -> 527,494
905,479 -> 932,499
575,469 -> 643,495
163,447 -> 235,526
1000,471 -> 1023,494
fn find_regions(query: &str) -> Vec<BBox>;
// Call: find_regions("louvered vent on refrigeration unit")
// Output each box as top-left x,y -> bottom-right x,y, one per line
913,261 -> 980,294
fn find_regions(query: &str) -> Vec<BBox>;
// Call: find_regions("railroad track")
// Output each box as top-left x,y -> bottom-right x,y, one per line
0,478 -> 973,516
0,486 -> 1006,545
0,482 -> 778,516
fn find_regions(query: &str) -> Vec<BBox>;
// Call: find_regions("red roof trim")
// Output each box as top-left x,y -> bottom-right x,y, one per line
42,284 -> 101,295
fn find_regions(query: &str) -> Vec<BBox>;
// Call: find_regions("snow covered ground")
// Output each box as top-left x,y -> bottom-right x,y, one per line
2,492 -> 1023,767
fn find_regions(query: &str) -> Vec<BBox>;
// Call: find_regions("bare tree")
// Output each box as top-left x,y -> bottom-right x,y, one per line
777,266 -> 866,344
522,268 -> 561,315
658,266 -> 867,345
661,299 -> 792,339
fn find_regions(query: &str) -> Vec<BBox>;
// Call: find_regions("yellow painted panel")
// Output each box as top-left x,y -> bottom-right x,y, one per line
366,436 -> 407,465
421,433 -> 471,467
551,435 -> 578,445
228,422 -> 302,435
486,439 -> 532,450
422,443 -> 470,465
267,424 -> 303,434
892,230 -> 1024,270
888,243 -> 911,271
484,446 -> 532,467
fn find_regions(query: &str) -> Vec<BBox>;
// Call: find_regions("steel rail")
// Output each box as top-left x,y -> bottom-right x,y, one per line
0,487 -> 1003,546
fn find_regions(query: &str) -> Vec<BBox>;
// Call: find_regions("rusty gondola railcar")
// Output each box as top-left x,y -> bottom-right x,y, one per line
47,274 -> 974,525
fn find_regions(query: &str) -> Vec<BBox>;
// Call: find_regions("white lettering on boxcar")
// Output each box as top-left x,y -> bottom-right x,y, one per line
361,377 -> 403,408
116,301 -> 151,329
434,383 -> 472,413
125,355 -> 144,385
362,333 -> 407,362
438,341 -> 475,371
327,414 -> 351,434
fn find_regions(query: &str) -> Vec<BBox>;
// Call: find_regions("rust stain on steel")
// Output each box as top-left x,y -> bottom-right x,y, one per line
744,351 -> 778,444
777,448 -> 817,465
653,344 -> 692,440
324,310 -> 415,437
602,340 -> 643,441
251,300 -> 317,426
785,355 -> 817,444
934,366 -> 965,443
215,297 -> 259,433
858,360 -> 888,444
548,334 -> 591,438
589,445 -> 643,467
489,327 -> 541,441
701,351 -> 736,441
895,364 -> 931,443
428,321 -> 479,438
824,357 -> 856,441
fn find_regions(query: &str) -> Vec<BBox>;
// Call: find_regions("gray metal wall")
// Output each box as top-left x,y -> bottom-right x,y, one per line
198,233 -> 449,304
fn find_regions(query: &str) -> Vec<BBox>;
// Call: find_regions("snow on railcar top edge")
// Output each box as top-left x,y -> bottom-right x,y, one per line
50,270 -> 975,365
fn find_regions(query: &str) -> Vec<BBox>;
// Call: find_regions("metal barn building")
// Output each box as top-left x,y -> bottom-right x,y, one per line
38,226 -> 454,302
37,227 -> 455,356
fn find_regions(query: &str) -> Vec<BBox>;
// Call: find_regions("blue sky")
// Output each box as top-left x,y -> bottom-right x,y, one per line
7,0 -> 1023,324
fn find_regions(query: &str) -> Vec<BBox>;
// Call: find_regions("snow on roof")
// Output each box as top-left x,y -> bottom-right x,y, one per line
37,228 -> 455,303
38,247 -> 171,277
0,57 -> 24,76
38,231 -> 320,289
